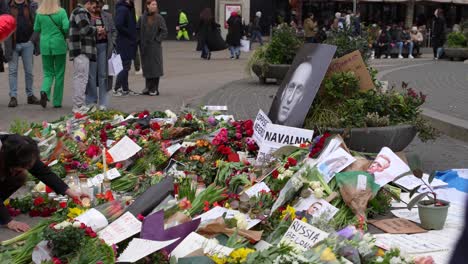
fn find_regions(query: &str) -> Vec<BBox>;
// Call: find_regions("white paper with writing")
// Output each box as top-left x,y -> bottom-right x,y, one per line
171,232 -> 234,259
215,115 -> 235,121
98,212 -> 142,245
195,206 -> 261,230
117,238 -> 178,263
357,174 -> 368,191
394,173 -> 448,190
253,110 -> 272,144
76,208 -> 109,231
254,240 -> 272,251
280,219 -> 328,251
106,168 -> 122,180
374,233 -> 448,254
166,143 -> 182,157
244,182 -> 271,198
108,136 -> 142,163
317,147 -> 356,183
203,105 -> 228,111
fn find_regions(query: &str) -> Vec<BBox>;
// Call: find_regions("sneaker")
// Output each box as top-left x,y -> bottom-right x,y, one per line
386,56 -> 391,59
149,91 -> 160,96
236,54 -> 240,59
27,95 -> 40,105
230,56 -> 234,60
113,90 -> 128,97
135,70 -> 143,75
398,55 -> 404,59
40,92 -> 48,108
72,105 -> 90,114
409,55 -> 414,59
99,105 -> 107,111
8,97 -> 18,108
128,90 -> 140,96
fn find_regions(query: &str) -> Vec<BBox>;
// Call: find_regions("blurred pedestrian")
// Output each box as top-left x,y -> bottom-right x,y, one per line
138,0 -> 167,96
4,0 -> 40,108
432,8 -> 446,60
34,0 -> 69,109
303,12 -> 318,43
196,8 -> 215,60
226,11 -> 242,59
410,26 -> 423,56
251,11 -> 263,45
114,0 -> 138,96
69,0 -> 97,114
176,9 -> 189,41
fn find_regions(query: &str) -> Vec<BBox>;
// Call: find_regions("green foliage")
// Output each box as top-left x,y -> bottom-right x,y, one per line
43,225 -> 85,259
67,237 -> 115,264
324,28 -> 371,63
8,119 -> 31,135
323,72 -> 360,101
447,32 -> 467,48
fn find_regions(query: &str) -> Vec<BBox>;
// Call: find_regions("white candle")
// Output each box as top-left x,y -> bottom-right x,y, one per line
103,148 -> 108,179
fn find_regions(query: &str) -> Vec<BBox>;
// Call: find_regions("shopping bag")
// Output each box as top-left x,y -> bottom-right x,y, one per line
240,39 -> 250,52
108,52 -> 123,76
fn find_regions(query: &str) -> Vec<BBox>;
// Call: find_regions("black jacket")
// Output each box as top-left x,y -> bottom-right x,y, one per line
115,0 -> 137,61
432,16 -> 446,40
226,15 -> 242,47
0,134 -> 68,225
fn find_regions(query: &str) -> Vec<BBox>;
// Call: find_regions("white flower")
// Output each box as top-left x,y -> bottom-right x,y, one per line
390,256 -> 403,264
34,182 -> 46,192
164,110 -> 177,120
72,221 -> 82,228
310,181 -> 321,189
277,167 -> 286,174
291,176 -> 303,190
376,257 -> 384,263
314,188 -> 324,199
233,212 -> 248,230
55,220 -> 72,230
283,170 -> 294,178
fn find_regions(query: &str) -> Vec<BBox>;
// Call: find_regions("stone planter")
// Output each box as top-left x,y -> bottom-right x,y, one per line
444,47 -> 468,61
418,200 -> 450,230
328,124 -> 417,153
251,63 -> 290,84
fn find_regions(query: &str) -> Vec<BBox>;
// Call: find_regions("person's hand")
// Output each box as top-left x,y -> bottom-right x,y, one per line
6,220 -> 30,232
65,188 -> 89,204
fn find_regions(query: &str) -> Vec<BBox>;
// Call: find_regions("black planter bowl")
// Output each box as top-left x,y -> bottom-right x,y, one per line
327,124 -> 417,153
251,63 -> 290,84
444,47 -> 468,61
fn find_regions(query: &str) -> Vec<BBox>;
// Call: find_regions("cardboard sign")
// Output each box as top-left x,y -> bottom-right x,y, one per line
369,218 -> 427,234
253,110 -> 272,145
269,44 -> 337,127
280,219 -> 328,251
326,50 -> 375,91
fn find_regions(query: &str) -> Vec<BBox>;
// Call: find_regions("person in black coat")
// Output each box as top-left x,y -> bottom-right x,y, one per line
449,200 -> 468,264
0,134 -> 84,232
431,8 -> 446,60
114,0 -> 138,96
196,8 -> 226,60
226,11 -> 242,59
376,30 -> 391,59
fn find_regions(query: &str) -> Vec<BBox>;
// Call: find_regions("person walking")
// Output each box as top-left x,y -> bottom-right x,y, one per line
226,11 -> 242,59
251,11 -> 262,46
85,0 -> 116,110
176,9 -> 189,41
432,8 -> 446,60
114,0 -> 138,96
69,0 -> 97,114
4,0 -> 40,108
138,0 -> 167,96
196,8 -> 214,60
34,0 -> 69,109
303,13 -> 318,43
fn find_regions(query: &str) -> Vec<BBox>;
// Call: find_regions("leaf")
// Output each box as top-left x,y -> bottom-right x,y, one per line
413,169 -> 423,179
392,171 -> 413,183
407,192 -> 430,210
428,171 -> 437,184
409,185 -> 422,198
406,153 -> 423,173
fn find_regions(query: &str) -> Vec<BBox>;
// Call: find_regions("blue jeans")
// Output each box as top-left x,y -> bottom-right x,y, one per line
9,41 -> 34,98
229,46 -> 240,57
201,44 -> 210,58
397,41 -> 414,56
115,59 -> 131,92
86,43 -> 109,107
251,30 -> 263,45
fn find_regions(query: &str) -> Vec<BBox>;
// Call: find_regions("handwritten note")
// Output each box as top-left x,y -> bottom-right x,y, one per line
244,182 -> 271,198
117,238 -> 178,263
98,212 -> 143,245
280,219 -> 328,251
394,173 -> 447,190
108,136 -> 142,163
171,232 -> 234,259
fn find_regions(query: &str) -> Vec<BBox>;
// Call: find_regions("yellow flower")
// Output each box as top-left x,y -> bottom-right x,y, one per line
67,207 -> 85,219
3,199 -> 10,206
281,205 -> 296,221
96,162 -> 103,170
228,248 -> 255,263
320,247 -> 337,262
210,255 -> 227,264
376,248 -> 385,257
301,217 -> 307,223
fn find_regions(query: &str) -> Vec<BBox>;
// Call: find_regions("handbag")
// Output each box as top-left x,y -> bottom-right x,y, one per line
47,15 -> 67,39
108,52 -> 123,76
240,39 -> 250,52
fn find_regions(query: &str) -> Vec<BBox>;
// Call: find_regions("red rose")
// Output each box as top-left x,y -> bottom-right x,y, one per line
33,197 -> 45,206
29,210 -> 40,217
115,163 -> 123,169
185,113 -> 193,121
135,123 -> 142,129
137,214 -> 145,221
151,122 -> 161,131
88,232 -> 97,238
52,257 -> 62,264
45,186 -> 53,193
272,169 -> 279,179
246,129 -> 254,137
227,152 -> 240,162
284,163 -> 290,170
287,157 -> 297,167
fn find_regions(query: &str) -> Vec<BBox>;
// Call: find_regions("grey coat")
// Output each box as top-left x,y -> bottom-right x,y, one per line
101,11 -> 117,91
137,13 -> 167,79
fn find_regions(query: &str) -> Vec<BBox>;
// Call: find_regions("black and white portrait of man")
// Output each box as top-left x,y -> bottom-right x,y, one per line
269,44 -> 336,127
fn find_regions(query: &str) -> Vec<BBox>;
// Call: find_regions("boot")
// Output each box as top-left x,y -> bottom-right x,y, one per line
8,97 -> 18,107
40,91 -> 48,108
27,95 -> 40,105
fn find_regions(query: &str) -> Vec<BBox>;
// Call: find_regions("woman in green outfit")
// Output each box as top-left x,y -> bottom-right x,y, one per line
34,0 -> 69,108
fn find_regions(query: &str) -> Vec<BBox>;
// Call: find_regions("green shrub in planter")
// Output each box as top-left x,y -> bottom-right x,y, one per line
447,32 -> 467,48
324,28 -> 371,62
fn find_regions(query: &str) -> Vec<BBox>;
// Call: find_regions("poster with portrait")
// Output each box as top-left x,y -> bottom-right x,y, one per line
293,194 -> 338,221
368,147 -> 410,187
317,147 -> 356,183
268,44 -> 337,127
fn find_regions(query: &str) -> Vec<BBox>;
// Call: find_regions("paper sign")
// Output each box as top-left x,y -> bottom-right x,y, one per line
254,240 -> 272,251
253,110 -> 272,144
203,105 -> 228,111
106,168 -> 122,180
357,174 -> 368,191
98,212 -> 143,245
317,147 -> 356,183
215,115 -> 234,121
117,238 -> 179,263
106,139 -> 115,148
374,234 -> 446,254
394,173 -> 448,191
171,232 -> 234,259
293,194 -> 339,221
166,143 -> 182,157
368,147 -> 410,187
108,136 -> 142,163
244,182 -> 271,198
280,219 -> 329,251
326,50 -> 375,91
87,173 -> 105,187
195,206 -> 261,230
76,208 -> 109,231
370,218 -> 427,234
